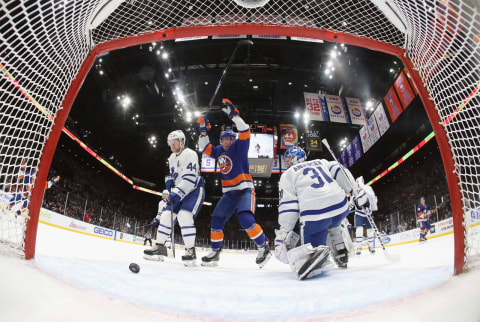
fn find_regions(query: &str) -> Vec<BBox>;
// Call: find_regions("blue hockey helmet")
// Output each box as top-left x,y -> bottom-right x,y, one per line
220,129 -> 237,143
284,146 -> 306,167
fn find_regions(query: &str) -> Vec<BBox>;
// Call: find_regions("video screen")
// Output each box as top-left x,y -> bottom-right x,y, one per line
248,133 -> 274,158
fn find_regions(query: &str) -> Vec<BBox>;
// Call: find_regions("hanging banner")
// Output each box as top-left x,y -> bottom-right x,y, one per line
304,92 -> 324,121
367,114 -> 381,146
359,125 -> 372,153
351,135 -> 363,163
306,129 -> 322,151
374,102 -> 390,136
280,124 -> 298,149
280,154 -> 288,173
346,143 -> 355,168
384,87 -> 403,123
345,97 -> 367,126
319,95 -> 330,122
201,155 -> 218,173
394,70 -> 416,109
340,149 -> 348,168
325,95 -> 348,123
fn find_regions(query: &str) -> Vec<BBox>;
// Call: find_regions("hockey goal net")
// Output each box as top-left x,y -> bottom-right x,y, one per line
0,0 -> 478,273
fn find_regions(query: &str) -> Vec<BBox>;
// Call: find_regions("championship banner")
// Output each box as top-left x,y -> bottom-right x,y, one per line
319,96 -> 330,121
325,94 -> 348,123
280,124 -> 298,149
394,70 -> 415,109
304,92 -> 324,121
201,155 -> 218,173
340,150 -> 348,168
359,125 -> 372,153
384,87 -> 403,122
374,102 -> 390,136
306,129 -> 322,151
346,142 -> 355,167
345,97 -> 367,126
367,114 -> 381,145
351,135 -> 363,163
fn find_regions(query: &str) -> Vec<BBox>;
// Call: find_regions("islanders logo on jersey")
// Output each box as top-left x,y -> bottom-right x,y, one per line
330,105 -> 342,115
218,155 -> 233,174
351,107 -> 362,117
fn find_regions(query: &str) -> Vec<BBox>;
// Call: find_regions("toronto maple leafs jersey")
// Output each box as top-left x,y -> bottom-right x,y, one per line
168,147 -> 202,200
157,199 -> 167,215
278,159 -> 352,231
198,116 -> 253,193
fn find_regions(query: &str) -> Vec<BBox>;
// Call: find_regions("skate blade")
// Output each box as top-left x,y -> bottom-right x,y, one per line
200,261 -> 218,267
143,254 -> 164,261
183,260 -> 197,267
257,252 -> 272,269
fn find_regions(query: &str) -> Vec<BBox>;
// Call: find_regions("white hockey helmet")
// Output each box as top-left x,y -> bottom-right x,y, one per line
167,130 -> 185,147
162,189 -> 169,195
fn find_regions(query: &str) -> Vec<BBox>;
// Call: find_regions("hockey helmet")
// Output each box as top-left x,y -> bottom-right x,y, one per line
356,176 -> 364,185
220,129 -> 237,143
167,130 -> 186,147
284,146 -> 306,167
420,196 -> 425,202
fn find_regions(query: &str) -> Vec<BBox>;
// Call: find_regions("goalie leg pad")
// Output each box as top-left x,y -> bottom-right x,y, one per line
287,244 -> 331,280
328,226 -> 348,268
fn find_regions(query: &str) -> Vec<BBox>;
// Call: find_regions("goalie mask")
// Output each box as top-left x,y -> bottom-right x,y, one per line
285,146 -> 306,168
167,130 -> 186,148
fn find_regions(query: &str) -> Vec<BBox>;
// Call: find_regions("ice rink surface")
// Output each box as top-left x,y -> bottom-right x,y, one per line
1,223 -> 480,321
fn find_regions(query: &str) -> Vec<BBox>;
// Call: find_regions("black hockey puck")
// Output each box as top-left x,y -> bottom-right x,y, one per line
129,263 -> 140,274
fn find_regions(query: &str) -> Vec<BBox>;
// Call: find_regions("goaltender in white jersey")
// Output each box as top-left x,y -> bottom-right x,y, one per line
144,130 -> 205,266
275,146 -> 368,280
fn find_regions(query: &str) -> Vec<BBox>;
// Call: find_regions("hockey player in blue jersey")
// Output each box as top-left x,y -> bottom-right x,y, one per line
143,130 -> 205,266
417,196 -> 431,242
275,146 -> 369,280
197,98 -> 271,268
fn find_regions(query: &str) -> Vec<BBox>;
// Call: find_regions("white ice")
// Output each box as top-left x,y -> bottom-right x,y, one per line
1,223 -> 480,321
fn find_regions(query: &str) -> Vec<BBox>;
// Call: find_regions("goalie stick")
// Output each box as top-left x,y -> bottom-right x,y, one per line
321,138 -> 400,262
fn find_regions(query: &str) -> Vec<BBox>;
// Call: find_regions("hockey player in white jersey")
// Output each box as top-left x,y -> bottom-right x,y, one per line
353,176 -> 378,255
144,130 -> 205,266
275,146 -> 368,280
151,190 -> 169,241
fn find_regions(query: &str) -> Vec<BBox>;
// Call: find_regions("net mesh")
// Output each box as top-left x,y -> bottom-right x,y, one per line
0,0 -> 479,268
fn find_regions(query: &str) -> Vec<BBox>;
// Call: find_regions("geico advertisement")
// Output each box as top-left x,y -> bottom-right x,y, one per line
93,226 -> 114,239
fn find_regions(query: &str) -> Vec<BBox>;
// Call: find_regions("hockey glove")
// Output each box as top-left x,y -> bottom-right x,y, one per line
196,114 -> 211,133
168,192 -> 181,213
221,98 -> 240,119
165,174 -> 175,192
152,214 -> 161,225
354,189 -> 369,209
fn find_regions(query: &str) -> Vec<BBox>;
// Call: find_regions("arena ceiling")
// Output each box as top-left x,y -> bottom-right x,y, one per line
63,37 -> 431,194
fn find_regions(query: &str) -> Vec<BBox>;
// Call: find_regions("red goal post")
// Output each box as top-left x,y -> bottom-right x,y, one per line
1,1 -> 478,276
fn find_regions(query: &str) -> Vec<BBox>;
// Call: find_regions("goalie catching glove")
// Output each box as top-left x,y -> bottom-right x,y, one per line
196,114 -> 211,133
221,98 -> 240,119
274,229 -> 300,264
354,189 -> 369,209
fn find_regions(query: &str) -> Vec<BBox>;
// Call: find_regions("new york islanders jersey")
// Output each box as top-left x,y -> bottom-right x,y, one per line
168,147 -> 202,200
199,116 -> 253,193
278,159 -> 349,231
417,203 -> 429,221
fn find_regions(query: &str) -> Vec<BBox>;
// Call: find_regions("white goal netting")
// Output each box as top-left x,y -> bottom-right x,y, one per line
0,0 -> 479,271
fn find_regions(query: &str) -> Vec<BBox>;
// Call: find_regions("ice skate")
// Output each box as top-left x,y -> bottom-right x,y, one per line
182,247 -> 196,267
143,243 -> 168,261
201,249 -> 220,267
355,247 -> 362,256
368,244 -> 376,254
297,246 -> 331,280
256,242 -> 272,268
419,236 -> 427,243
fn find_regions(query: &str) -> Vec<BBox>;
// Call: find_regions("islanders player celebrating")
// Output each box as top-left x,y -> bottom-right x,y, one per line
197,99 -> 271,268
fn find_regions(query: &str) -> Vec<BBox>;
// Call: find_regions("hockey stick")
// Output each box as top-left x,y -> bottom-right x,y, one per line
321,138 -> 400,262
207,39 -> 253,111
170,202 -> 176,258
